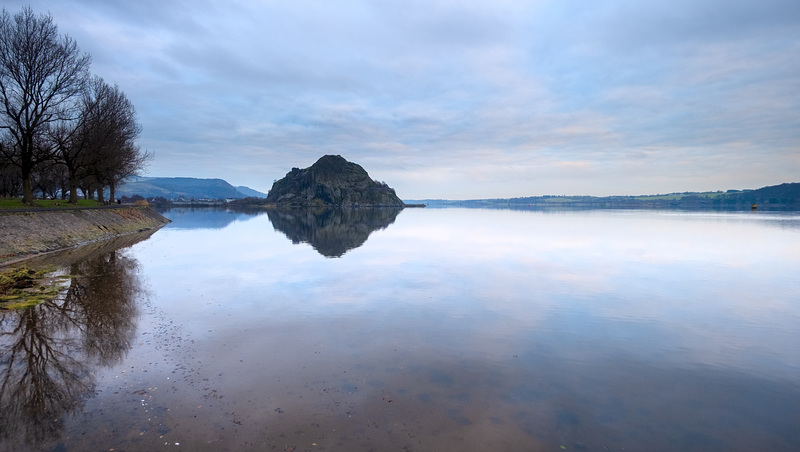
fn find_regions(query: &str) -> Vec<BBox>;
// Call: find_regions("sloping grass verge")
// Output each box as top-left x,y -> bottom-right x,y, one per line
0,198 -> 102,209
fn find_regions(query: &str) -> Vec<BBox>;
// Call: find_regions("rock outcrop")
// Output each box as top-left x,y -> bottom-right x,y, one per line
265,155 -> 405,207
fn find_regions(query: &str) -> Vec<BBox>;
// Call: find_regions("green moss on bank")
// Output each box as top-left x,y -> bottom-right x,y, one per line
0,265 -> 64,310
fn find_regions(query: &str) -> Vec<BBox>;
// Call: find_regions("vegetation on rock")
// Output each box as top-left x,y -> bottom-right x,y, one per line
264,155 -> 405,207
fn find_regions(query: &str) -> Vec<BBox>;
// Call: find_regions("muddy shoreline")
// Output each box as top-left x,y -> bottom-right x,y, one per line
0,206 -> 170,266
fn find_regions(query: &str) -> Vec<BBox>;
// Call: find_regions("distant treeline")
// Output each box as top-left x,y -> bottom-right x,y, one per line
409,183 -> 800,211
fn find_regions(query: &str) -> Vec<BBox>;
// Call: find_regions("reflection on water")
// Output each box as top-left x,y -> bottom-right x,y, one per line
267,207 -> 403,257
158,207 -> 263,230
0,247 -> 145,448
3,208 -> 800,451
157,206 -> 403,256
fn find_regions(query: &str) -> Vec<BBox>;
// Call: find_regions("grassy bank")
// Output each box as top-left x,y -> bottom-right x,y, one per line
0,205 -> 169,265
0,198 -> 103,209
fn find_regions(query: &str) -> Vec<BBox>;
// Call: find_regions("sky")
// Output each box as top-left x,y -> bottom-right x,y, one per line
5,0 -> 799,199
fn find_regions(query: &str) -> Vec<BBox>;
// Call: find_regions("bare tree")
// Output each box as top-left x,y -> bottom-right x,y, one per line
85,81 -> 148,203
32,160 -> 67,199
51,76 -> 108,204
0,7 -> 90,204
0,136 -> 22,197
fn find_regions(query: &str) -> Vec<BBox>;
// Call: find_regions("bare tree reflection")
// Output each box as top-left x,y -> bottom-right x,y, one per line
0,250 -> 142,447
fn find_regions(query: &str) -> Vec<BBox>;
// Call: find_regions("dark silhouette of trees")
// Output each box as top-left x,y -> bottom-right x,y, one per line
0,163 -> 21,197
0,6 -> 149,203
83,79 -> 148,203
32,160 -> 67,200
52,76 -> 148,204
0,133 -> 22,196
0,7 -> 91,204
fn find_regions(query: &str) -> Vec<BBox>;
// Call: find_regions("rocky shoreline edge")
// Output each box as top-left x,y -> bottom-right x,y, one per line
0,206 -> 170,266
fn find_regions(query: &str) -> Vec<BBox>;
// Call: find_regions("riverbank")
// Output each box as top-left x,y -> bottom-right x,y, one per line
0,206 -> 170,266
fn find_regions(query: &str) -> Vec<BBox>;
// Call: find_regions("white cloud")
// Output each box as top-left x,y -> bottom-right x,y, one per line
4,0 -> 798,197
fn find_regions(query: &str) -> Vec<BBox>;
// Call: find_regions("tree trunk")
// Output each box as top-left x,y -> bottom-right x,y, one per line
22,174 -> 34,204
21,142 -> 34,204
109,181 -> 116,204
68,173 -> 79,204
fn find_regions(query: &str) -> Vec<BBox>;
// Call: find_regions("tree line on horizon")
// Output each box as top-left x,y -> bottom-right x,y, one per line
0,6 -> 149,205
413,182 -> 800,211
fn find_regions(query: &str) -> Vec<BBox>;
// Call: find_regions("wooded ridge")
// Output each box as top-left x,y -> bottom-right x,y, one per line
406,182 -> 800,210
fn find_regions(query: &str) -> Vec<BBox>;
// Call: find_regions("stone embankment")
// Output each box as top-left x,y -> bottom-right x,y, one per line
0,206 -> 169,265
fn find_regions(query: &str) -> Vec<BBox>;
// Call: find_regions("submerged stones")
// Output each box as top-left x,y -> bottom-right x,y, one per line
265,155 -> 405,207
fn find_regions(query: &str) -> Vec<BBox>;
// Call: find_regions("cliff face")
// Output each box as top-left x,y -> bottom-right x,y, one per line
265,155 -> 405,207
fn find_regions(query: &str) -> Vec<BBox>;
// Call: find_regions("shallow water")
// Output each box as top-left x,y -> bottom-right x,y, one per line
2,207 -> 799,451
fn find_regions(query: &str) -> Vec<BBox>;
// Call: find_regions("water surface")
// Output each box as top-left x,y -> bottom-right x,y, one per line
2,208 -> 799,451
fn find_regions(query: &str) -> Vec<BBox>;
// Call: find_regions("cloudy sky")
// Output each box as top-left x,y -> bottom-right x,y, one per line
7,0 -> 799,198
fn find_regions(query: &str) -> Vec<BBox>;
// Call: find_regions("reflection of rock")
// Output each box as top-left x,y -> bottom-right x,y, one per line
267,208 -> 402,257
0,245 -> 145,448
265,155 -> 405,207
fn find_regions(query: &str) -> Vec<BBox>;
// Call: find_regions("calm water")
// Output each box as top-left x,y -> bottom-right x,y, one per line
2,207 -> 799,451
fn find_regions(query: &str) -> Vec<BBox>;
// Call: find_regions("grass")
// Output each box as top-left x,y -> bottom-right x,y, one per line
0,265 -> 66,310
0,198 -> 102,209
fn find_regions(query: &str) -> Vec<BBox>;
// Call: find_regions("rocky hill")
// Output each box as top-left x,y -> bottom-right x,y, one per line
265,155 -> 405,207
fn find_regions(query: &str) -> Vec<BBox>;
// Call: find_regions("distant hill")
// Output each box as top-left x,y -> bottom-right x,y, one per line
406,182 -> 800,211
235,186 -> 268,198
116,176 -> 267,200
